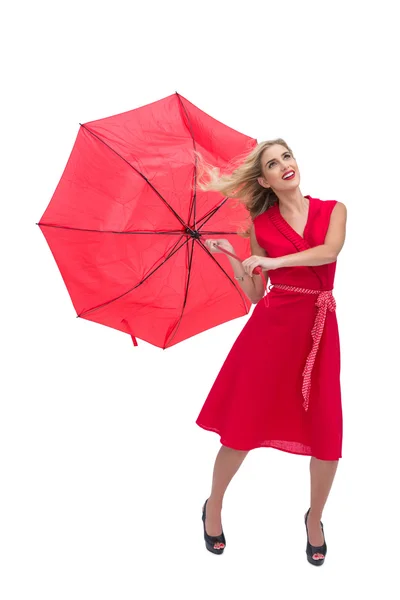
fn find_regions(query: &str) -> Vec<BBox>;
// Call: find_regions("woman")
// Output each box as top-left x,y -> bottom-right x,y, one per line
196,138 -> 347,566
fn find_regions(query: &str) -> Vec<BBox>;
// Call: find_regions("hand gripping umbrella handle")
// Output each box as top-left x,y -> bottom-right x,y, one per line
214,243 -> 269,308
215,244 -> 262,276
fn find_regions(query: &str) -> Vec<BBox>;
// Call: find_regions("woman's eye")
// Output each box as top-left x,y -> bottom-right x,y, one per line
268,153 -> 291,168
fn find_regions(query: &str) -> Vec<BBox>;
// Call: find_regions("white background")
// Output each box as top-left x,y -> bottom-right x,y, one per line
1,0 -> 399,598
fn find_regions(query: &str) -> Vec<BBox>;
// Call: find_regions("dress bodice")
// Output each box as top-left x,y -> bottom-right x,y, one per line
253,195 -> 338,290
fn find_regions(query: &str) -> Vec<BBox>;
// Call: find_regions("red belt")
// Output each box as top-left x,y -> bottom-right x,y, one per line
266,283 -> 337,411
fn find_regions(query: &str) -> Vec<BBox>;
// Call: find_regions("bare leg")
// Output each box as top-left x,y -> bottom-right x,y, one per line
306,457 -> 339,552
204,445 -> 249,536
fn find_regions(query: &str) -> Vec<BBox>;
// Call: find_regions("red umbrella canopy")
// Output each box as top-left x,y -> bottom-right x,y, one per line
38,93 -> 258,349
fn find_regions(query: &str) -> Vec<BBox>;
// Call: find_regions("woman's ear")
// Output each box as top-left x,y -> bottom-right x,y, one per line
257,176 -> 269,189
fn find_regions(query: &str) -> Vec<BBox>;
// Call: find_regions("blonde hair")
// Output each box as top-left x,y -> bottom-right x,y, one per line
196,138 -> 294,238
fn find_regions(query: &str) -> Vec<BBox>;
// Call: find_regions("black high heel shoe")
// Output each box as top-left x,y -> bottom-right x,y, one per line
202,498 -> 226,555
304,508 -> 327,566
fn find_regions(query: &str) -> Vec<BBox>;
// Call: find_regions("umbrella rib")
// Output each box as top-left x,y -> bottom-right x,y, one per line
194,238 -> 250,312
79,123 -> 189,231
175,92 -> 198,229
198,231 -> 242,235
36,223 -> 187,235
197,197 -> 230,229
37,223 -> 242,238
164,238 -> 195,348
78,235 -> 190,318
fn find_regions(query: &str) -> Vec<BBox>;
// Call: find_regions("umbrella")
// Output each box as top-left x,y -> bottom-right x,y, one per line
37,92 -> 264,349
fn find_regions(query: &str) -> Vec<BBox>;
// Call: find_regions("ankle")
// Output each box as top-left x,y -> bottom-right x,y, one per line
207,496 -> 223,509
307,509 -> 322,523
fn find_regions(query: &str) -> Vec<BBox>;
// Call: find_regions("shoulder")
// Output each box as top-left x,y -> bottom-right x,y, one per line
330,200 -> 347,218
333,200 -> 346,210
317,198 -> 347,217
324,201 -> 347,233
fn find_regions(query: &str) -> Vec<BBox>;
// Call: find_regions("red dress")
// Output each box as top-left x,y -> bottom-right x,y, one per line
195,196 -> 342,460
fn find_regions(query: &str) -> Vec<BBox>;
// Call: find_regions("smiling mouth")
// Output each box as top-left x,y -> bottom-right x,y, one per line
282,170 -> 295,180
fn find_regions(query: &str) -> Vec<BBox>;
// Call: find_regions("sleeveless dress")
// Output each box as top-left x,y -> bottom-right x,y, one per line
195,196 -> 342,460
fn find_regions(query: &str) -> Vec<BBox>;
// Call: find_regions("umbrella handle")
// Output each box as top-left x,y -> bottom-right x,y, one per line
214,243 -> 269,308
214,243 -> 262,276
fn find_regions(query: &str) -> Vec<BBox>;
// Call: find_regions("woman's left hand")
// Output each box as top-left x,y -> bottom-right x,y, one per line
242,255 -> 281,276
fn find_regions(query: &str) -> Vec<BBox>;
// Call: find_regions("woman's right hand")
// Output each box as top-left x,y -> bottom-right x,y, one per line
204,238 -> 235,255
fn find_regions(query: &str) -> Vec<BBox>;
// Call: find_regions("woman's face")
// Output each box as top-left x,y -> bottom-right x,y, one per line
257,144 -> 300,191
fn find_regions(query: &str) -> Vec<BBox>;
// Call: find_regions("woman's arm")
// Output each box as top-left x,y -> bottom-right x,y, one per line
228,224 -> 268,304
276,202 -> 347,268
